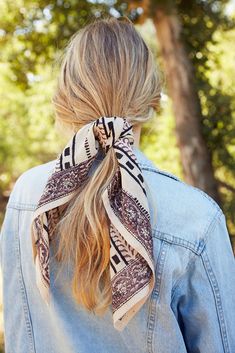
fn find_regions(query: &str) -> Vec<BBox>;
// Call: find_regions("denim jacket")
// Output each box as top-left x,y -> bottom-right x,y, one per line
1,146 -> 235,353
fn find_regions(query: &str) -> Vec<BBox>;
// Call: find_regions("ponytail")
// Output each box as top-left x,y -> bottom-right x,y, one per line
53,148 -> 118,314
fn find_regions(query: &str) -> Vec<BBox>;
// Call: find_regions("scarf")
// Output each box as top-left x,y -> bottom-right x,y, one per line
31,116 -> 155,331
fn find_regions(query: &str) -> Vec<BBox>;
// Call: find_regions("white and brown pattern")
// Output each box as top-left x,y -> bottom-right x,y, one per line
31,116 -> 155,331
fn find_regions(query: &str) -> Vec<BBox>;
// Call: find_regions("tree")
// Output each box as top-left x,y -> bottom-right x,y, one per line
153,5 -> 220,203
0,0 -> 234,243
120,0 -> 235,242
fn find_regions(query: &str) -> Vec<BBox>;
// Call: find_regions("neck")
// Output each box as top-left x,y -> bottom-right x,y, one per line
133,125 -> 141,148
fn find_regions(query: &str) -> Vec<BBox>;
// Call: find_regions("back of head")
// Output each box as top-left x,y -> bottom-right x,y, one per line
52,15 -> 161,132
50,16 -> 161,316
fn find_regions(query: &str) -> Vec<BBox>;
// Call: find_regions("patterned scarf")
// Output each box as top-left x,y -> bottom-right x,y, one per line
31,116 -> 155,331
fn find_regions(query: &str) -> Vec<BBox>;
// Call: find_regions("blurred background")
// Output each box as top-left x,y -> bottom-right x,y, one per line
0,0 -> 235,351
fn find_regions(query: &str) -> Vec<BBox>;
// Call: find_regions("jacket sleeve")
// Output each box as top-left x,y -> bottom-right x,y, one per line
171,211 -> 235,353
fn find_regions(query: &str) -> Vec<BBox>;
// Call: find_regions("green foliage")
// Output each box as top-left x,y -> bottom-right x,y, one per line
0,62 -> 61,192
0,0 -> 107,88
135,20 -> 182,176
0,0 -> 234,237
129,0 -> 235,235
141,103 -> 183,178
176,1 -> 235,234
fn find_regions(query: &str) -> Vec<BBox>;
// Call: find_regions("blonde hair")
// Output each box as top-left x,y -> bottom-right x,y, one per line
51,15 -> 161,315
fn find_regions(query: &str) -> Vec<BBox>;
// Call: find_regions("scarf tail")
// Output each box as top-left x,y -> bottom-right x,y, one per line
30,117 -> 156,329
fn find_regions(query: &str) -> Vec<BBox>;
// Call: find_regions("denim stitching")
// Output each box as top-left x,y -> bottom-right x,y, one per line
147,240 -> 169,353
203,210 -> 224,243
170,249 -> 199,304
152,208 -> 222,258
9,202 -> 36,207
170,208 -> 222,301
201,248 -> 230,353
15,209 -> 36,353
140,166 -> 181,183
7,203 -> 36,211
153,229 -> 204,255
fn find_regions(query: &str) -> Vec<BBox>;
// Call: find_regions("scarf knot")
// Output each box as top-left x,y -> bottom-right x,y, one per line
93,116 -> 135,154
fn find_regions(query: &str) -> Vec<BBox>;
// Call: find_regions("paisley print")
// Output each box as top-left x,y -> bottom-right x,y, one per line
31,116 -> 155,331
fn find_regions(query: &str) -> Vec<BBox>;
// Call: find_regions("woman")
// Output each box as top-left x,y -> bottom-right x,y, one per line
1,16 -> 235,353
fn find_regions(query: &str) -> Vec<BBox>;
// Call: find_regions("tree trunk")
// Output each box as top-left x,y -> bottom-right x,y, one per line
152,8 -> 221,204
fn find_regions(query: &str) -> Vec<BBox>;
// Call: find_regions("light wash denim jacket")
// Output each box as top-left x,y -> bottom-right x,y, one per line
1,146 -> 235,353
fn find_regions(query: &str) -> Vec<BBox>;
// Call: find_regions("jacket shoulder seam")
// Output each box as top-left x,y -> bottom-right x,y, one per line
140,165 -> 181,183
141,165 -> 222,212
183,182 -> 222,213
